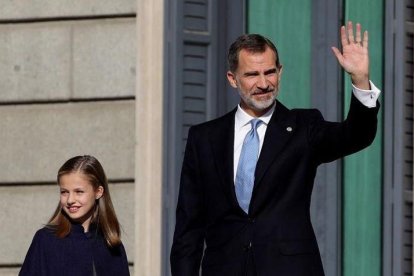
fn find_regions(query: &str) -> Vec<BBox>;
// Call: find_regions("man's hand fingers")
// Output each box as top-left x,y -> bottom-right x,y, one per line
363,30 -> 369,48
347,21 -> 354,43
331,47 -> 344,66
355,23 -> 362,43
340,26 -> 348,46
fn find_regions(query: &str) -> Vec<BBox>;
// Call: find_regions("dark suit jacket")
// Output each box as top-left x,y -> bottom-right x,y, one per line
171,95 -> 379,276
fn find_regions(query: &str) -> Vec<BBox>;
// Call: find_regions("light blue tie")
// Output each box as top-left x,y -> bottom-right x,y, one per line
235,119 -> 263,213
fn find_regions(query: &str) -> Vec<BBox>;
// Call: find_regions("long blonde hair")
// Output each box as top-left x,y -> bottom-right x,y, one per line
47,155 -> 122,247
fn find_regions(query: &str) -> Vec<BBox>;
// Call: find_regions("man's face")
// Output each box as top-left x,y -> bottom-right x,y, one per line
227,46 -> 282,117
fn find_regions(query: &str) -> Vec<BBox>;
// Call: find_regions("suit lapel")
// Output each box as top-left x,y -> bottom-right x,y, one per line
208,103 -> 296,214
208,109 -> 240,209
254,101 -> 296,191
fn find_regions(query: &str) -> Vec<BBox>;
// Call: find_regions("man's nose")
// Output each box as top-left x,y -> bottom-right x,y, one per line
257,75 -> 268,90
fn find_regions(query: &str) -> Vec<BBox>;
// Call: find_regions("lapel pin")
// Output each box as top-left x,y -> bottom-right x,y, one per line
286,126 -> 292,132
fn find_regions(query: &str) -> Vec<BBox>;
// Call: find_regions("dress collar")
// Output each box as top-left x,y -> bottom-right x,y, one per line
70,222 -> 99,239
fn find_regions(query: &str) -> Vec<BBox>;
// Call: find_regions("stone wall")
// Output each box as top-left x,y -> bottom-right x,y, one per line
0,2 -> 136,274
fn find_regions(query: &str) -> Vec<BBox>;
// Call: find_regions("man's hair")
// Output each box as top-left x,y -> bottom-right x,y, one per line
228,34 -> 281,72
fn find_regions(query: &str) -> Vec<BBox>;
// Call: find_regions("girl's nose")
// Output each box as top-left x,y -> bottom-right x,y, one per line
67,193 -> 75,204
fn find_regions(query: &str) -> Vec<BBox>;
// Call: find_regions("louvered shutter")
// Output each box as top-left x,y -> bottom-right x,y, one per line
384,1 -> 414,274
405,4 -> 413,274
164,1 -> 245,274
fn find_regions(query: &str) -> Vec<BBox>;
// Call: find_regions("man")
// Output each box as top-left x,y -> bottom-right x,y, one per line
170,22 -> 380,275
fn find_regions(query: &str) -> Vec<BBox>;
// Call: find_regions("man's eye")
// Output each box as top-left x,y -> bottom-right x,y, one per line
265,69 -> 277,75
60,191 -> 68,195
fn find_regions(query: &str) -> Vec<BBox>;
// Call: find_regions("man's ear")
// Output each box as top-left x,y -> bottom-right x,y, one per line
226,71 -> 238,88
95,186 -> 104,200
277,65 -> 283,78
274,66 -> 283,91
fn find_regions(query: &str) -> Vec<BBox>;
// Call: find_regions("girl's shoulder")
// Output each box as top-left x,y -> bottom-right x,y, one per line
35,226 -> 56,236
31,226 -> 59,245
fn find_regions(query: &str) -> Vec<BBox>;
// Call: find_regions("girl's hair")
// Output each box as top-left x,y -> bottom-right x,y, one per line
47,155 -> 122,247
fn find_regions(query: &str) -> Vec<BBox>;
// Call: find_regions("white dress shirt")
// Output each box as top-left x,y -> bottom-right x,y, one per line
233,81 -> 381,182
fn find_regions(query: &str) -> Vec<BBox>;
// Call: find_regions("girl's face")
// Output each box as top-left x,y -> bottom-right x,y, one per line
59,172 -> 103,232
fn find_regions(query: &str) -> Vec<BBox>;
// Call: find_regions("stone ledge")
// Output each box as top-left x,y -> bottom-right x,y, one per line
0,1 -> 136,20
0,18 -> 136,103
0,100 -> 135,182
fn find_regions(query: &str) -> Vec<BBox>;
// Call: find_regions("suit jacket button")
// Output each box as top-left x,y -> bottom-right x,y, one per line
248,217 -> 255,223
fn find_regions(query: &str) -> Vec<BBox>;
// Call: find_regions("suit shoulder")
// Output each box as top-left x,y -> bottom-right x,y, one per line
189,109 -> 235,133
291,108 -> 321,115
290,108 -> 324,123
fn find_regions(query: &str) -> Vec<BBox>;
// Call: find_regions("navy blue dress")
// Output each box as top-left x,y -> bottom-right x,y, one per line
20,223 -> 130,276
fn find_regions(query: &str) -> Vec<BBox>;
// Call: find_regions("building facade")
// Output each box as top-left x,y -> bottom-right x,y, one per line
0,0 -> 412,276
0,1 -> 136,275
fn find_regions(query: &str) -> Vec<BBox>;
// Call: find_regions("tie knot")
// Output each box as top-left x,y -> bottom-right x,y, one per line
250,119 -> 262,130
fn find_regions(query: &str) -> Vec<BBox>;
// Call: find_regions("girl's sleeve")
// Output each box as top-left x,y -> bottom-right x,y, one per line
119,242 -> 130,276
19,230 -> 45,276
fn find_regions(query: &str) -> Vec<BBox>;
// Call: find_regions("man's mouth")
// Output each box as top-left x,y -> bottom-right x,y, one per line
252,90 -> 273,95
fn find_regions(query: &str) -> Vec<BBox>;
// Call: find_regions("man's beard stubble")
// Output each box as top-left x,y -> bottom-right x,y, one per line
238,89 -> 278,113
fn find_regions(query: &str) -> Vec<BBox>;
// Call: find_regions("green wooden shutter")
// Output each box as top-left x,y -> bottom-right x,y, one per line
247,0 -> 311,109
342,1 -> 384,275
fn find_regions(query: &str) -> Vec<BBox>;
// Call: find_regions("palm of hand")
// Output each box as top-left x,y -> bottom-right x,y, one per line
331,22 -> 370,88
340,42 -> 369,77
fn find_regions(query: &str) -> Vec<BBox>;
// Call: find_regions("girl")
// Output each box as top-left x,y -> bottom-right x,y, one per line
20,155 -> 130,276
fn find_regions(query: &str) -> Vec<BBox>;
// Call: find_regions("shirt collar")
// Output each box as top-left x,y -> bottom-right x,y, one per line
235,101 -> 276,130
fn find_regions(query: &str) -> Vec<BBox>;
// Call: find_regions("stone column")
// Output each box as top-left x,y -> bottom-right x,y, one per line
135,0 -> 164,275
